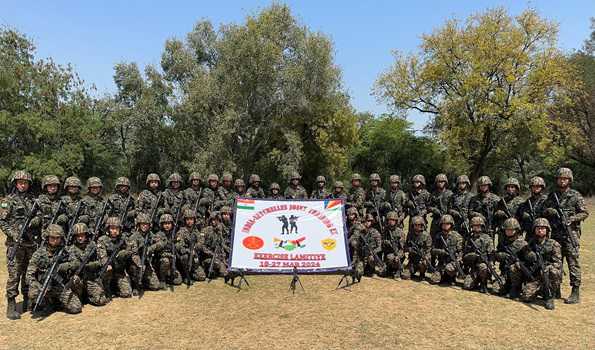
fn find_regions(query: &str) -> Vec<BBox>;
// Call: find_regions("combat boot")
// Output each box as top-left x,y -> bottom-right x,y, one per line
508,285 -> 520,300
554,286 -> 561,299
22,298 -> 29,312
544,298 -> 555,310
564,286 -> 580,304
6,297 -> 20,320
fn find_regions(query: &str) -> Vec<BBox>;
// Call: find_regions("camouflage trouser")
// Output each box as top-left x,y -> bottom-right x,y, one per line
521,265 -> 562,301
179,254 -> 206,281
71,275 -> 109,306
494,263 -> 524,294
385,252 -> 404,277
561,239 -> 581,287
29,280 -> 82,314
102,269 -> 132,298
402,255 -> 428,279
202,257 -> 228,279
462,262 -> 488,290
157,255 -> 182,285
430,262 -> 457,284
5,245 -> 34,299
127,255 -> 160,291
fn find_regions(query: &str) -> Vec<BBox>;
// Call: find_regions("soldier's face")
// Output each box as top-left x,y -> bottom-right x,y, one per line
370,180 -> 379,187
222,180 -> 232,188
534,226 -> 547,238
222,213 -> 231,223
364,219 -> 373,228
351,179 -> 360,188
387,218 -> 397,227
334,187 -> 342,193
185,217 -> 195,227
75,233 -> 87,244
436,181 -> 446,189
48,235 -> 61,247
291,179 -> 299,186
414,223 -> 424,233
191,179 -> 200,187
505,228 -> 515,237
441,223 -> 452,232
348,213 -> 356,221
471,224 -> 481,233
46,184 -> 58,194
556,177 -> 570,188
458,182 -> 467,191
272,189 -> 279,195
117,185 -> 129,194
236,185 -> 245,193
412,181 -> 421,189
390,182 -> 399,190
170,181 -> 180,190
140,223 -> 151,233
506,185 -> 517,195
317,181 -> 325,189
15,180 -> 29,192
253,181 -> 260,189
479,184 -> 489,193
67,186 -> 80,195
108,226 -> 120,238
162,222 -> 173,231
149,181 -> 159,190
209,180 -> 218,189
531,185 -> 542,194
89,186 -> 102,195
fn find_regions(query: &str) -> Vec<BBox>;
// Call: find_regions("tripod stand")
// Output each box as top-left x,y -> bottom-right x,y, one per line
289,267 -> 304,294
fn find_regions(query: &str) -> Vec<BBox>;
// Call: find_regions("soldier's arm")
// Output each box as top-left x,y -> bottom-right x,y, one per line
0,199 -> 14,239
26,251 -> 40,284
96,239 -> 109,265
571,192 -> 589,223
550,241 -> 563,270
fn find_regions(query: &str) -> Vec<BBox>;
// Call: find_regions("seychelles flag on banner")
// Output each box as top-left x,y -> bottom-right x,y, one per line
237,198 -> 255,210
323,199 -> 342,211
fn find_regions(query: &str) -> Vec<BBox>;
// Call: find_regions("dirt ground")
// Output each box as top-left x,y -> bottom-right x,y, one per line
1,200 -> 593,350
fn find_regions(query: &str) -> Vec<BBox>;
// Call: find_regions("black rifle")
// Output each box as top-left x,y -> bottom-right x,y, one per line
552,193 -> 579,255
168,203 -> 184,291
150,193 -> 163,228
98,239 -> 125,277
207,235 -> 222,282
534,245 -> 551,299
32,247 -> 67,313
467,237 -> 504,285
408,239 -> 435,273
90,200 -> 112,242
185,234 -> 197,287
137,231 -> 152,299
8,200 -> 40,261
63,244 -> 97,291
119,196 -> 132,230
65,201 -> 86,245
503,245 -> 534,280
439,235 -> 465,276
50,200 -> 65,225
359,232 -> 387,272
408,192 -> 420,217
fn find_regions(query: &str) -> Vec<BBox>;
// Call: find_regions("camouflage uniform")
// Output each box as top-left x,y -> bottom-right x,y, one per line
151,214 -> 183,287
502,178 -> 524,218
107,177 -> 136,233
347,174 -> 366,217
200,174 -> 228,215
403,216 -> 433,280
328,181 -> 347,201
448,175 -> 473,238
60,176 -> 86,229
80,177 -> 107,235
127,213 -> 160,292
386,175 -> 407,228
468,176 -> 501,240
495,218 -> 531,298
202,214 -> 230,279
350,214 -> 383,278
161,173 -> 186,221
310,176 -> 329,199
233,179 -> 247,198
382,212 -> 406,278
36,175 -> 65,231
405,175 -> 431,237
136,173 -> 163,227
175,210 -> 207,282
517,177 -> 548,240
268,183 -> 284,200
462,216 -> 495,292
245,174 -> 265,199
364,173 -> 387,228
430,229 -> 463,284
96,218 -> 133,298
285,172 -> 308,199
428,174 -> 454,239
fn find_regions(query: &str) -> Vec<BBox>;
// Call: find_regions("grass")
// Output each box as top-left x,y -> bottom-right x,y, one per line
1,199 -> 593,349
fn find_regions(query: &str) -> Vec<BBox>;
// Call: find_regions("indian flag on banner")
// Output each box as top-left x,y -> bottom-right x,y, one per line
324,199 -> 342,211
236,198 -> 255,210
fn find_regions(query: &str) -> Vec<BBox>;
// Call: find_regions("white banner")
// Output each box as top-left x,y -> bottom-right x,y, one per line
229,198 -> 351,273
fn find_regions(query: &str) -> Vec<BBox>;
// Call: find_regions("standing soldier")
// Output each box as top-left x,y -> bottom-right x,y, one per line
365,173 -> 387,228
175,209 -> 207,283
183,172 -> 203,212
127,213 -> 160,294
328,181 -> 347,201
430,215 -> 463,285
162,173 -> 185,220
495,218 -> 531,299
199,174 -> 227,216
405,174 -> 431,236
36,175 -> 65,232
402,216 -> 433,281
382,212 -> 406,278
246,174 -> 265,198
386,175 -> 407,228
268,183 -> 284,200
428,174 -> 453,239
1,171 -> 38,319
462,216 -> 495,293
152,214 -> 183,289
61,176 -> 85,230
96,217 -> 133,298
80,177 -> 107,237
520,218 -> 562,310
468,176 -> 501,243
346,207 -> 364,239
347,173 -> 366,217
502,178 -> 524,218
284,172 -> 308,199
448,175 -> 474,239
310,176 -> 329,199
137,173 -> 162,228
220,172 -> 234,203
543,167 -> 589,304
518,176 -> 548,240
234,179 -> 247,198
107,177 -> 135,234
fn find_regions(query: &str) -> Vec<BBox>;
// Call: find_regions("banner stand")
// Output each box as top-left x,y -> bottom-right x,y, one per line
228,270 -> 250,290
289,267 -> 305,294
335,269 -> 357,290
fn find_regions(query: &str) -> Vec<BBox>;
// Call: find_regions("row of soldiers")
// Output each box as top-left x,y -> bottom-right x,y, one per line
0,167 -> 588,318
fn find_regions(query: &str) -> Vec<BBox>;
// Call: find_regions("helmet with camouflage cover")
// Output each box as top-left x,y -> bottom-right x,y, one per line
529,176 -> 545,188
439,214 -> 454,225
209,211 -> 220,221
333,181 -> 344,189
435,174 -> 448,184
269,182 -> 280,190
86,177 -> 103,188
159,214 -> 174,224
167,173 -> 183,186
222,172 -> 233,182
351,173 -> 362,181
183,209 -> 197,219
412,174 -> 426,186
316,175 -> 326,183
249,174 -> 260,184
207,174 -> 219,182
188,172 -> 201,183
369,173 -> 381,182
45,224 -> 64,238
386,211 -> 399,221
41,175 -> 60,189
11,170 -> 32,184
532,217 -> 551,232
389,175 -> 401,184
135,213 -> 151,225
105,216 -> 121,228
411,216 -> 426,228
503,217 -> 521,231
235,179 -> 245,187
477,176 -> 492,187
456,175 -> 470,185
555,167 -> 573,182
220,206 -> 232,214
289,171 -> 301,181
115,176 -> 130,188
73,223 -> 89,235
64,176 -> 82,189
146,173 -> 161,185
504,177 -> 520,191
346,207 -> 359,216
470,216 -> 485,227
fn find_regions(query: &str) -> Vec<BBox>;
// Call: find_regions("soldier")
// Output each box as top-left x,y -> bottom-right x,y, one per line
520,218 -> 562,310
152,214 -> 183,289
36,175 -> 65,232
405,174 -> 431,236
428,174 -> 453,239
107,177 -> 135,234
162,173 -> 185,221
26,224 -> 82,315
402,216 -> 433,281
328,181 -> 347,201
268,182 -> 284,200
245,174 -> 265,198
96,217 -> 133,298
285,172 -> 308,199
502,178 -> 524,218
346,207 -> 364,240
234,179 -> 247,198
350,214 -> 383,279
386,175 -> 407,228
494,218 -> 531,298
220,172 -> 234,202
199,174 -> 227,216
80,177 -> 108,238
66,223 -> 109,306
382,212 -> 406,278
202,212 -> 230,280
127,213 -> 160,294
543,167 -> 589,304
430,215 -> 464,285
183,172 -> 203,209
136,173 -> 162,228
468,176 -> 501,242
462,216 -> 495,293
175,209 -> 207,283
347,173 -> 366,217
310,176 -> 329,199
1,171 -> 39,319
517,176 -> 548,240
60,176 -> 85,232
365,173 -> 387,228
448,175 -> 474,239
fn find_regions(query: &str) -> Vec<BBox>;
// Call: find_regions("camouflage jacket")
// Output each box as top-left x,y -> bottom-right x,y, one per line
347,187 -> 366,214
406,231 -> 432,261
365,187 -> 387,211
183,187 -> 203,209
176,225 -> 206,257
544,189 -> 589,239
137,189 -> 162,219
162,189 -> 185,218
448,190 -> 473,235
285,185 -> 308,200
405,189 -> 431,219
67,241 -> 101,279
529,238 -> 562,271
496,236 -> 529,269
60,194 -> 85,226
463,232 -> 494,261
80,194 -> 108,233
107,193 -> 135,230
428,189 -> 454,235
382,225 -> 406,255
502,194 -> 524,218
468,192 -> 501,234
0,191 -> 39,246
387,189 -> 407,223
310,188 -> 329,200
25,245 -> 72,285
245,186 -> 266,199
96,235 -> 132,271
432,231 -> 464,265
517,193 -> 548,237
36,193 -> 65,229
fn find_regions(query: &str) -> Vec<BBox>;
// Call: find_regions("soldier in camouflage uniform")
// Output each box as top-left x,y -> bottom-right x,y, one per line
183,172 -> 204,212
462,216 -> 494,293
386,175 -> 407,228
428,174 -> 453,239
382,211 -> 406,278
107,177 -> 135,233
328,181 -> 347,200
220,172 -> 234,202
405,174 -> 431,237
402,216 -> 433,281
175,209 -> 207,283
350,214 -> 383,279
136,173 -> 163,228
346,207 -> 364,240
517,176 -> 548,240
234,179 -> 247,198
347,173 -> 366,217
202,212 -> 230,280
127,213 -> 160,293
543,167 -> 589,304
494,218 -> 531,298
285,172 -> 308,199
448,175 -> 473,239
520,218 -> 562,310
1,171 -> 39,319
365,173 -> 387,228
268,182 -> 284,200
430,215 -> 463,285
199,174 -> 228,216
468,176 -> 501,242
80,177 -> 108,237
245,174 -> 265,198
36,175 -> 65,233
96,217 -> 133,298
67,223 -> 109,306
161,173 -> 185,223
26,224 -> 82,315
502,178 -> 524,218
60,176 -> 86,231
310,176 -> 329,199
152,214 -> 183,289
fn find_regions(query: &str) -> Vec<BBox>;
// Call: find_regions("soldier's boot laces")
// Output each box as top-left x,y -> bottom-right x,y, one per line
544,298 -> 555,310
6,298 -> 20,320
565,286 -> 580,304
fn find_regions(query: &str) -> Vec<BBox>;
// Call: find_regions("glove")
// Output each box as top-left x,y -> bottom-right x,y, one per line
58,262 -> 70,274
85,261 -> 102,271
116,250 -> 132,261
543,208 -> 558,218
29,216 -> 42,228
522,212 -> 531,221
494,210 -> 506,219
56,214 -> 69,225
432,248 -> 447,257
526,252 -> 537,264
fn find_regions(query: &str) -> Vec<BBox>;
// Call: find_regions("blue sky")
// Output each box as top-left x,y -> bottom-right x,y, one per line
2,1 -> 593,130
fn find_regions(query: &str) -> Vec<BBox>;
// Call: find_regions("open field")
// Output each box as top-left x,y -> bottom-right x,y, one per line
1,199 -> 594,350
